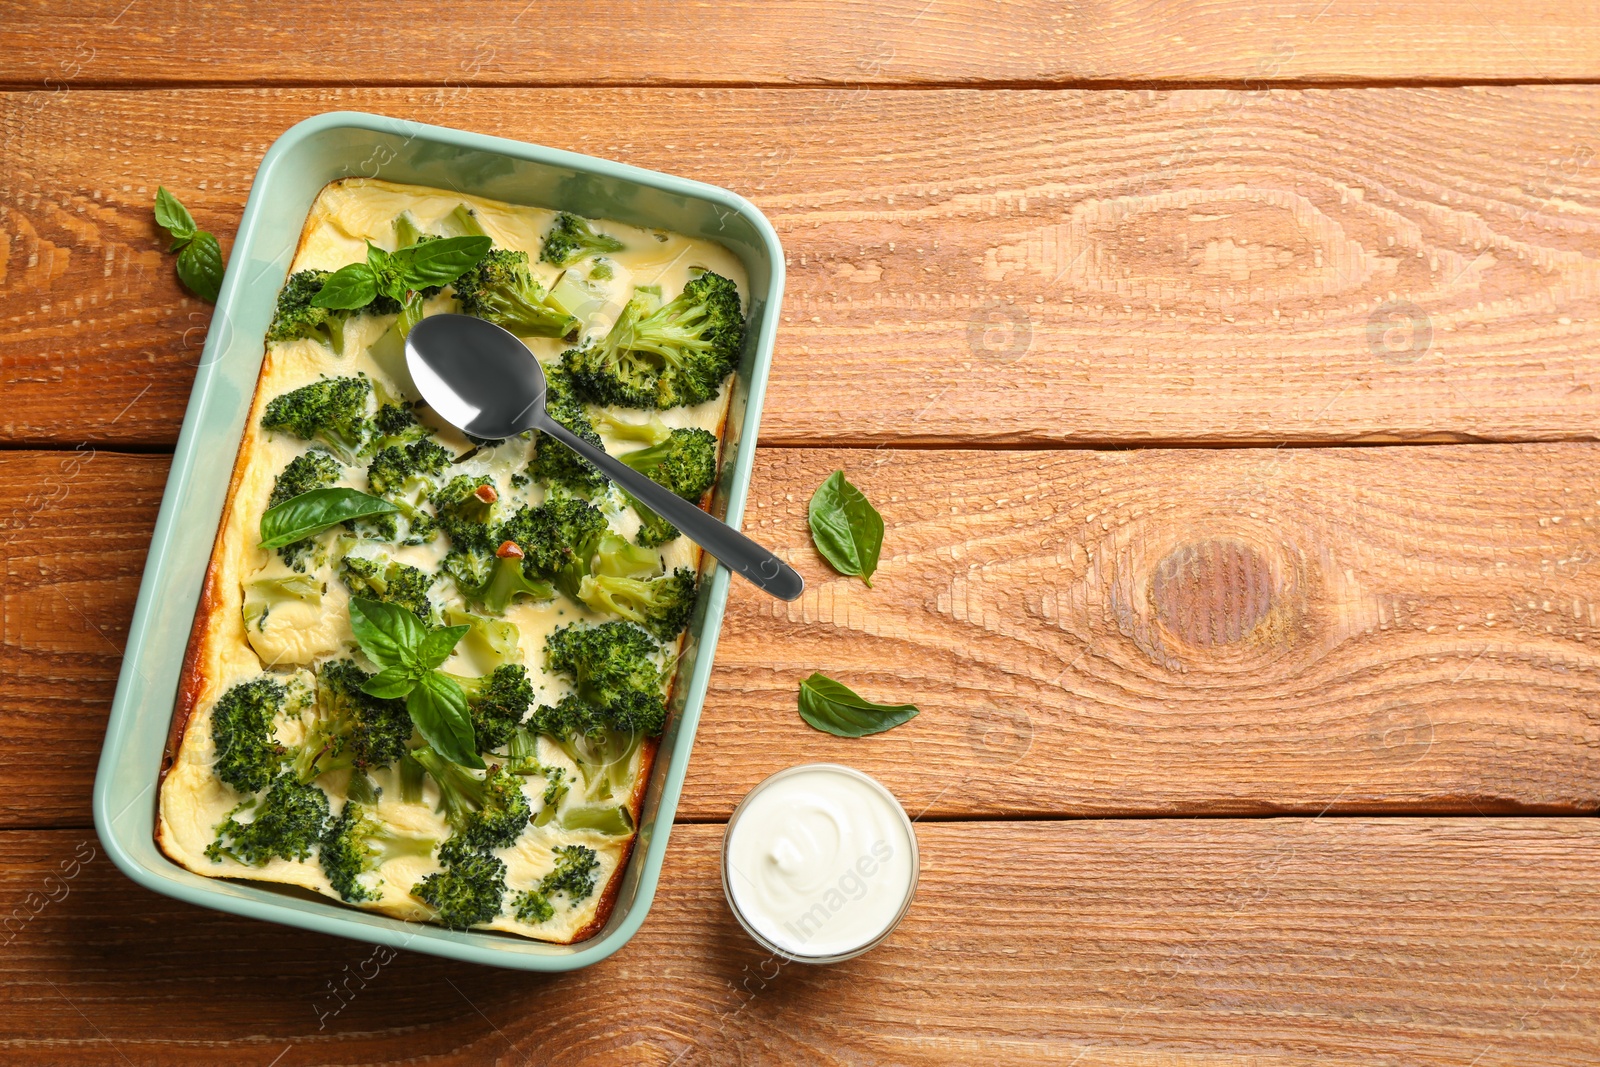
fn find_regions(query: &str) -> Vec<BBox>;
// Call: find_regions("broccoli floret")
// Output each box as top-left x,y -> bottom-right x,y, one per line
339,555 -> 437,622
292,660 -> 414,782
543,622 -> 668,735
266,451 -> 348,569
266,270 -> 351,354
432,474 -> 499,548
410,749 -> 532,849
511,844 -> 600,924
371,403 -> 432,449
530,368 -> 608,493
620,428 -> 718,500
562,273 -> 743,410
501,497 -> 609,579
513,888 -> 555,923
448,663 -> 535,750
577,567 -> 697,640
268,451 -> 344,508
357,437 -> 453,543
261,375 -> 375,463
444,541 -> 556,616
525,694 -> 647,802
320,802 -> 438,903
204,774 -> 330,866
453,248 -> 578,338
625,490 -> 682,548
209,676 -> 291,794
241,573 -> 322,636
543,843 -> 600,901
412,837 -> 506,930
540,212 -> 626,266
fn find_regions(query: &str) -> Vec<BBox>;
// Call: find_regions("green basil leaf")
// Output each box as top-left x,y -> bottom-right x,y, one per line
807,470 -> 884,587
311,262 -> 379,309
348,596 -> 426,671
797,672 -> 918,738
362,665 -> 417,700
395,234 -> 492,290
153,186 -> 197,242
407,673 -> 484,768
258,487 -> 398,549
174,230 -> 225,303
417,624 -> 470,670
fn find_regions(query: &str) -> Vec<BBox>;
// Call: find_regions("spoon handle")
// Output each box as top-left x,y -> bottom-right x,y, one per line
536,417 -> 806,602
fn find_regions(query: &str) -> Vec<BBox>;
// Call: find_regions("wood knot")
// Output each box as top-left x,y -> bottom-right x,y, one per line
1150,538 -> 1275,647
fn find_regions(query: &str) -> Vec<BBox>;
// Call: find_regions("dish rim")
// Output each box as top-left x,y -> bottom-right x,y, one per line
90,110 -> 785,971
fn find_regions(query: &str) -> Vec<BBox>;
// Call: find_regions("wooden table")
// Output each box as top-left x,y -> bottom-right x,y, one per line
3,3 -> 1599,1063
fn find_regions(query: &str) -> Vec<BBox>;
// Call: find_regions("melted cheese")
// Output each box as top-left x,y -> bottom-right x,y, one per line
157,178 -> 740,943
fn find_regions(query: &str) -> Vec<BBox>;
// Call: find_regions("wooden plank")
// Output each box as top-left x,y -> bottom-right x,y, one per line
5,444 -> 1597,828
4,0 -> 1600,88
1,820 -> 1597,1064
3,87 -> 1599,448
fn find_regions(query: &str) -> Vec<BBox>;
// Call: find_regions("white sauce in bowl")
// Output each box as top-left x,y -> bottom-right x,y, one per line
722,764 -> 918,961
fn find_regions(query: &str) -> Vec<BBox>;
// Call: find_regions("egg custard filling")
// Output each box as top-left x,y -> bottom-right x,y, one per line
157,179 -> 746,942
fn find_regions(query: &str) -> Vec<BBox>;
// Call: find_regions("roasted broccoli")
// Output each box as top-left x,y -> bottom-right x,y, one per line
204,773 -> 330,866
511,843 -> 600,923
625,491 -> 682,548
358,437 -> 453,543
619,428 -> 718,501
562,272 -> 743,410
412,836 -> 507,930
410,749 -> 531,849
319,801 -> 438,903
210,676 -> 293,794
452,248 -> 578,338
578,566 -> 697,640
447,663 -> 535,750
540,212 -> 625,266
339,555 -> 437,622
260,375 -> 375,463
291,659 -> 414,782
501,497 -> 610,580
543,622 -> 668,735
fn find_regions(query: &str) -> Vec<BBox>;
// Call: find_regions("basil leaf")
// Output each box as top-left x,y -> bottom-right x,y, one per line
395,234 -> 492,290
175,230 -> 225,302
797,672 -> 918,737
311,263 -> 379,309
153,186 -> 197,241
362,665 -> 417,700
417,624 -> 470,670
258,487 -> 398,549
348,596 -> 426,671
407,673 -> 483,769
807,471 -> 884,587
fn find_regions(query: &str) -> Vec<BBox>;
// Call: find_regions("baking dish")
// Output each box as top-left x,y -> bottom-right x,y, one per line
92,111 -> 784,971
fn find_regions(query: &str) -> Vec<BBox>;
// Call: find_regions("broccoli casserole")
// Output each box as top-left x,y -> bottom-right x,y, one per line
157,178 -> 745,942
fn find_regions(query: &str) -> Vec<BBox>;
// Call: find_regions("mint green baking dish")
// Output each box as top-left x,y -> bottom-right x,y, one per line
91,111 -> 784,970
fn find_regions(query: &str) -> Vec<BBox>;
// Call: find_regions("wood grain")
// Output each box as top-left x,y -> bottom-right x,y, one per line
5,445 -> 1597,829
2,820 -> 1597,1065
4,0 -> 1600,88
4,87 -> 1599,447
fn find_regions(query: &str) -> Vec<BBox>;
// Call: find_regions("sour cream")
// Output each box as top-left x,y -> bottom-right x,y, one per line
721,764 -> 918,962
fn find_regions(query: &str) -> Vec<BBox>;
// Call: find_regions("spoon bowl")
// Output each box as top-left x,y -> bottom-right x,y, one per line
405,314 -> 805,601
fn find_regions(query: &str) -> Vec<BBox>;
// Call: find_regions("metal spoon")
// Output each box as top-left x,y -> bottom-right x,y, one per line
406,313 -> 805,602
